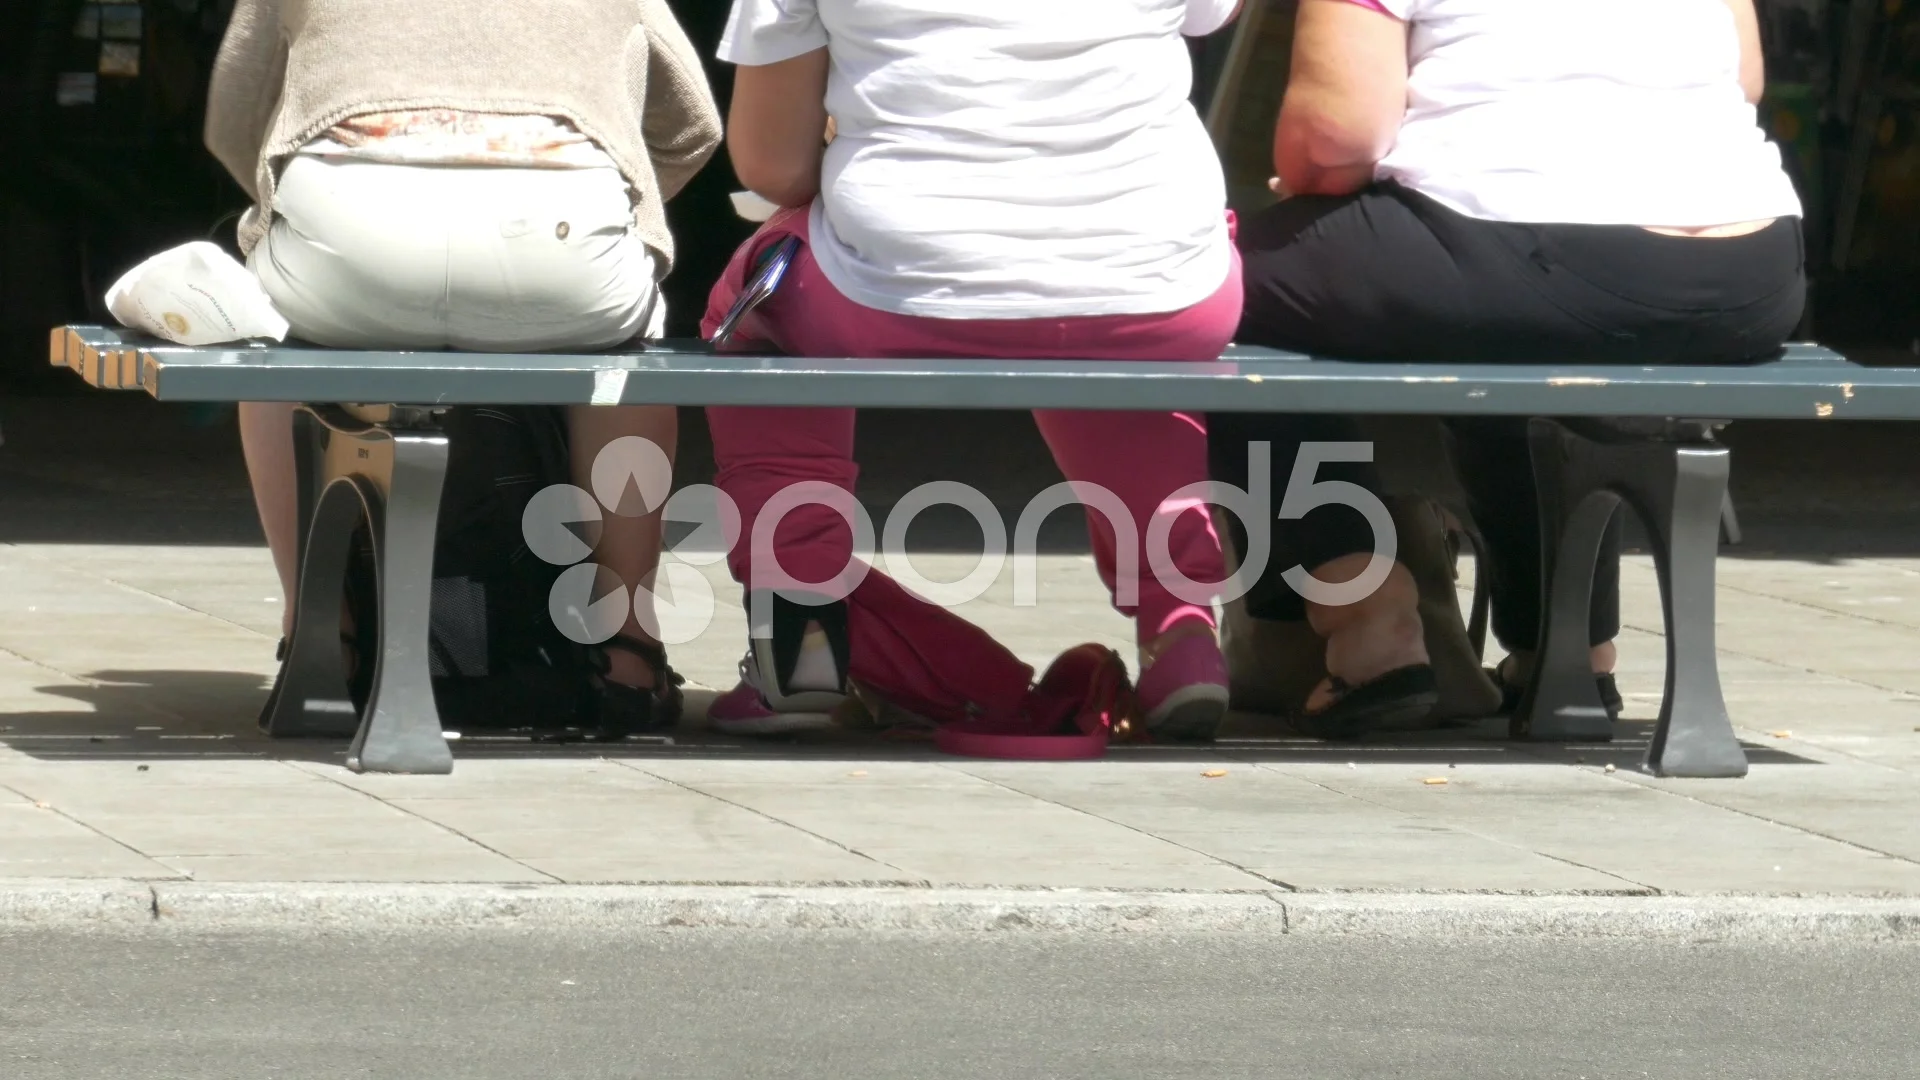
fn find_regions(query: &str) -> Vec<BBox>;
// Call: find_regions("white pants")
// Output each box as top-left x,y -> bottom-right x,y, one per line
252,155 -> 663,352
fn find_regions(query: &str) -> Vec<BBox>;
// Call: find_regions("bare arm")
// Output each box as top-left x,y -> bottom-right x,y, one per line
726,49 -> 830,208
1273,0 -> 1408,198
1722,0 -> 1766,105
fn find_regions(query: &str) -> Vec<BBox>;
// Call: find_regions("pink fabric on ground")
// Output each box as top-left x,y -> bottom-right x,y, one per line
1342,0 -> 1392,11
701,203 -> 1241,722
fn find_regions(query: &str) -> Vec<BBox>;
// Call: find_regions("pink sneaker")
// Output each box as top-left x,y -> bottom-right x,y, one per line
1135,631 -> 1230,742
704,651 -> 840,736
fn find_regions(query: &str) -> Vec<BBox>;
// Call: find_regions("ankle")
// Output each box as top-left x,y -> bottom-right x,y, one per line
1307,560 -> 1427,684
1303,557 -> 1416,629
1304,560 -> 1418,638
1590,641 -> 1617,676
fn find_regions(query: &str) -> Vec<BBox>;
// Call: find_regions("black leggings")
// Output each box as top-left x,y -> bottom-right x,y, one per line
1211,182 -> 1806,651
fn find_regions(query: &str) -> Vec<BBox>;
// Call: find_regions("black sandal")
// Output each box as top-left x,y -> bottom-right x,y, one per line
1298,664 -> 1440,741
589,634 -> 686,739
1488,658 -> 1623,721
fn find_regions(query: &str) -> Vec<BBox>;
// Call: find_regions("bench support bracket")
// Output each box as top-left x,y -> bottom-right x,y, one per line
1518,420 -> 1747,778
261,405 -> 453,775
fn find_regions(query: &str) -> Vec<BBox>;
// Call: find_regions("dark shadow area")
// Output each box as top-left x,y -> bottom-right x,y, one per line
6,393 -> 1920,559
0,667 -> 309,760
0,671 -> 1820,768
1715,418 -> 1920,562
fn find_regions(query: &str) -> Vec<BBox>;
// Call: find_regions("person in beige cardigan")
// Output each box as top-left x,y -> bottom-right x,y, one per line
205,0 -> 722,720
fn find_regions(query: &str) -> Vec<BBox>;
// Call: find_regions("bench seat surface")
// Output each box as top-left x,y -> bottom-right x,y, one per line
53,325 -> 1911,419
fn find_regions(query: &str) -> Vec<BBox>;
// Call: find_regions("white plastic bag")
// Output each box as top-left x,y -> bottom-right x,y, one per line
105,241 -> 290,346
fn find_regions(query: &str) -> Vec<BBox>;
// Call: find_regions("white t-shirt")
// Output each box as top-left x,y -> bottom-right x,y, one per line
718,0 -> 1239,319
1368,0 -> 1803,228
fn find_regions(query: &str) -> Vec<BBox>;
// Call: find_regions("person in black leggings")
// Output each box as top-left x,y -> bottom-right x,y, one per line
1210,0 -> 1806,736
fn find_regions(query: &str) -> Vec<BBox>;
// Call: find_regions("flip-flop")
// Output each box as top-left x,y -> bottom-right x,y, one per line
1297,664 -> 1440,741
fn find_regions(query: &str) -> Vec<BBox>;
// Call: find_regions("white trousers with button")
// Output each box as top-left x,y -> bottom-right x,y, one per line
252,154 -> 663,352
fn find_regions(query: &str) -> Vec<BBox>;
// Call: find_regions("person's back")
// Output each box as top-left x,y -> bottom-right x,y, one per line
1371,0 -> 1800,229
720,0 -> 1240,318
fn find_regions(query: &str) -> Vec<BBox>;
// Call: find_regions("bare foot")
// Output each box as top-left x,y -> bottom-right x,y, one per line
1303,554 -> 1428,713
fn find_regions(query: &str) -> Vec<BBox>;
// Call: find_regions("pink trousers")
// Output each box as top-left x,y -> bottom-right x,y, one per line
701,204 -> 1241,722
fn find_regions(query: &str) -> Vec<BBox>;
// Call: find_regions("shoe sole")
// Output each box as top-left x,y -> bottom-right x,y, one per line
1145,684 -> 1230,742
1302,690 -> 1441,741
758,688 -> 848,713
709,711 -> 838,736
1490,667 -> 1624,723
1363,698 -> 1453,732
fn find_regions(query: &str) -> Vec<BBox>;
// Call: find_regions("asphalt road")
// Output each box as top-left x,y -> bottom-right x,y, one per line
3,927 -> 1915,1079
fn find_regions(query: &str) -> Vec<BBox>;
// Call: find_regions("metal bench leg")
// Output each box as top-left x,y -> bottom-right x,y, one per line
262,408 -> 359,738
1643,446 -> 1746,778
346,423 -> 453,775
1518,420 -> 1746,777
260,406 -> 453,773
1515,420 -> 1615,742
262,474 -> 364,738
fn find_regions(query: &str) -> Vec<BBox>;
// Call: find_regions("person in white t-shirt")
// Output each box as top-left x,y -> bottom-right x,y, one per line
700,0 -> 1246,748
1208,0 -> 1805,737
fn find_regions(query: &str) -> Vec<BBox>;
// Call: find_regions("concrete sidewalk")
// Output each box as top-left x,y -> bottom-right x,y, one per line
2,538 -> 1918,901
1,397 -> 1919,927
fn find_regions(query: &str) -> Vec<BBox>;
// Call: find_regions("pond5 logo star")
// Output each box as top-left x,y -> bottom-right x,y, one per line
518,436 -> 733,646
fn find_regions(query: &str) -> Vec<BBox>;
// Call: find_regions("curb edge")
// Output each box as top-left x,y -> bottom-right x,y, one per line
4,882 -> 1918,941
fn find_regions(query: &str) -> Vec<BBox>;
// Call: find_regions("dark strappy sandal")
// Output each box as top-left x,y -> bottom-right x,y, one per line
1297,664 -> 1440,741
589,633 -> 686,739
1488,658 -> 1623,722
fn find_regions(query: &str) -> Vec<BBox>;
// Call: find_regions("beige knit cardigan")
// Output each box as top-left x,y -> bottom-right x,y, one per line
203,0 -> 722,270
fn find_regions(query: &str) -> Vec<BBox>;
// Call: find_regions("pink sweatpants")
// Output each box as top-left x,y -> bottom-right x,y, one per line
701,204 -> 1241,722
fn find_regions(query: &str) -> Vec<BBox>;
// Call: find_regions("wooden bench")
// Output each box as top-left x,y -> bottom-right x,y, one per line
53,324 -> 1909,779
